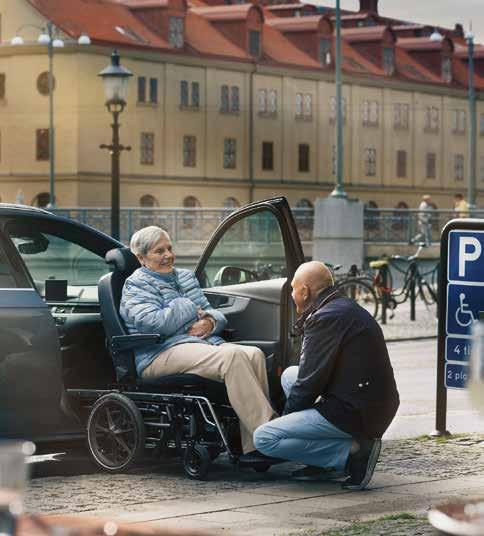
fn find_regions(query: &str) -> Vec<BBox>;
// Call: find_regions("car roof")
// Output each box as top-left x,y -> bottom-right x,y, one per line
0,203 -> 53,216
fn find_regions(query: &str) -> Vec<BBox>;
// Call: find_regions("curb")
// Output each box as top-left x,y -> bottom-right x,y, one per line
385,335 -> 437,343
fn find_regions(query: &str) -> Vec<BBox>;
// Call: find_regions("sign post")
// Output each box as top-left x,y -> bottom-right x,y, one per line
433,220 -> 484,436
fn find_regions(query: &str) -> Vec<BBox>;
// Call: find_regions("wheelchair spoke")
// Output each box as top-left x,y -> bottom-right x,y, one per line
95,424 -> 110,434
113,434 -> 132,454
105,407 -> 115,429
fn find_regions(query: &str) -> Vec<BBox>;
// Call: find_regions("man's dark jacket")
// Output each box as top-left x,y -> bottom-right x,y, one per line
284,287 -> 400,439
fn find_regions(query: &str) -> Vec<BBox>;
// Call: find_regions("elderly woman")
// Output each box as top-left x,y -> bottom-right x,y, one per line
120,226 -> 277,458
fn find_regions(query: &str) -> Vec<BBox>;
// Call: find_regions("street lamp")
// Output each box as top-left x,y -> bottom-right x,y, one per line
11,22 -> 91,208
330,0 -> 347,198
466,30 -> 477,209
99,50 -> 132,241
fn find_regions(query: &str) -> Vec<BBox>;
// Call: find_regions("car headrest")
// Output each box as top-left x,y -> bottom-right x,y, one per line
105,248 -> 140,275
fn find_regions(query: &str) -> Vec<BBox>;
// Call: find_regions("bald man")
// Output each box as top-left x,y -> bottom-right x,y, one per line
254,262 -> 399,490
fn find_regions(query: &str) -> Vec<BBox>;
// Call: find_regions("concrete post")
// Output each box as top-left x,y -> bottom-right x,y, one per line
312,197 -> 364,270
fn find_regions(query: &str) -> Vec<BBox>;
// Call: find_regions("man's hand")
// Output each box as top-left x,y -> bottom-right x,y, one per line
188,317 -> 215,339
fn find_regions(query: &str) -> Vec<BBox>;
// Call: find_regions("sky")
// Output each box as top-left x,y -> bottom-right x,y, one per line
307,0 -> 484,44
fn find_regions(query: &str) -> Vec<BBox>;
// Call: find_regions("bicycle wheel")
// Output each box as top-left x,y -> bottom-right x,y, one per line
419,277 -> 438,306
336,278 -> 379,319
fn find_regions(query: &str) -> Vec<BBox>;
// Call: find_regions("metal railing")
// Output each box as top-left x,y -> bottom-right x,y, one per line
50,206 -> 481,244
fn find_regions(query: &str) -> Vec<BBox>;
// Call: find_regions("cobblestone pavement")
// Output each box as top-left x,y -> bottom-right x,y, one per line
26,435 -> 484,521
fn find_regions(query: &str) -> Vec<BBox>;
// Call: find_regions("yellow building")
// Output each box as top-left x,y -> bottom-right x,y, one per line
0,0 -> 483,211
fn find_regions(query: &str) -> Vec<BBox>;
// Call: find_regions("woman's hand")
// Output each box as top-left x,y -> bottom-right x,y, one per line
188,317 -> 215,339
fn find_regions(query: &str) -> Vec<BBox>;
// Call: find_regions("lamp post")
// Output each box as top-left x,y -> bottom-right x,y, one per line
466,30 -> 477,209
330,0 -> 347,198
11,22 -> 90,208
99,51 -> 132,241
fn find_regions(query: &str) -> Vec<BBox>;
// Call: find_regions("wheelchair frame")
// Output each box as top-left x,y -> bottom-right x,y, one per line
67,383 -> 269,480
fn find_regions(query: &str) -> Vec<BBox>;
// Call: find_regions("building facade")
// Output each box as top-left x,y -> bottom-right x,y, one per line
0,0 -> 483,211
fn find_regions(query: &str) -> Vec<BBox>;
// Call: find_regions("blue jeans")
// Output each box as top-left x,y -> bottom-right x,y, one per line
253,366 -> 352,471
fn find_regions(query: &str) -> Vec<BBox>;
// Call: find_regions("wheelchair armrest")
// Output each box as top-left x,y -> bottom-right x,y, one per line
111,334 -> 160,352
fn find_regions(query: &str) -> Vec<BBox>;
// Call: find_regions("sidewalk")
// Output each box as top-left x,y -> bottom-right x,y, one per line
26,434 -> 484,535
380,300 -> 437,341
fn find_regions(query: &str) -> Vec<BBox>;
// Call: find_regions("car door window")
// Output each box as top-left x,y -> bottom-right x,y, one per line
0,246 -> 19,288
7,228 -> 109,301
201,210 -> 287,288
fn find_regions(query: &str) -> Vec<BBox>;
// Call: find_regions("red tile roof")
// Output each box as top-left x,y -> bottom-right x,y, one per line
190,4 -> 262,22
266,15 -> 328,33
341,25 -> 394,44
27,0 -> 170,49
398,37 -> 452,52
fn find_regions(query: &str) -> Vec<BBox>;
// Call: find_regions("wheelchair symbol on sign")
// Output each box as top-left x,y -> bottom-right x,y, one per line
455,293 -> 477,328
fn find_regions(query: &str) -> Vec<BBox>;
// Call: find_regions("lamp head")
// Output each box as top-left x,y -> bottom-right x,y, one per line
11,35 -> 24,46
38,31 -> 50,45
98,50 -> 133,106
78,33 -> 91,46
52,38 -> 64,48
430,29 -> 444,42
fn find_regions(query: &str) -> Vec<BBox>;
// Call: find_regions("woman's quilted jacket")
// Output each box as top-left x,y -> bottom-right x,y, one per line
120,266 -> 227,375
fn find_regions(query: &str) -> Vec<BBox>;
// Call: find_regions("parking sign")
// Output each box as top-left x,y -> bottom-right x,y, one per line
445,229 -> 484,389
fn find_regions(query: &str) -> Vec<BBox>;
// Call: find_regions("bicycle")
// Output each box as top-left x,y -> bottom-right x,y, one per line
330,264 -> 380,320
360,244 -> 438,322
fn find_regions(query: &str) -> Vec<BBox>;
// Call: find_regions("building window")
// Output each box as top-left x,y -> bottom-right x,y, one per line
362,101 -> 379,127
383,47 -> 395,75
454,154 -> 464,181
191,82 -> 200,107
442,56 -> 452,83
231,86 -> 240,112
224,197 -> 239,208
364,148 -> 376,176
303,94 -> 312,118
394,103 -> 409,129
258,89 -> 267,113
480,113 -> 484,136
329,96 -> 346,123
396,150 -> 407,178
262,141 -> 274,171
451,110 -> 466,134
426,152 -> 436,179
295,93 -> 303,117
33,192 -> 51,208
149,78 -> 158,104
298,144 -> 310,173
0,73 -> 5,100
36,129 -> 49,161
183,135 -> 196,167
169,16 -> 184,48
223,138 -> 236,169
268,89 -> 277,114
140,194 -> 158,207
180,80 -> 188,107
137,76 -> 146,103
319,39 -> 331,66
140,132 -> 154,165
180,81 -> 200,109
424,106 -> 439,132
220,85 -> 239,113
249,30 -> 261,57
221,85 -> 229,112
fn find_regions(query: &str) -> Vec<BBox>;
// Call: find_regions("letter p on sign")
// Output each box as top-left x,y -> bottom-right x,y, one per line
459,237 -> 482,277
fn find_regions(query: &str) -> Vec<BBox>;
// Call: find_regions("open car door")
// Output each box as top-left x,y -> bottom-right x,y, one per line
195,197 -> 305,401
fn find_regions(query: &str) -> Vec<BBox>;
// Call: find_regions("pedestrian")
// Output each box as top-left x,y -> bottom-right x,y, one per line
411,194 -> 433,246
454,193 -> 470,218
254,261 -> 400,490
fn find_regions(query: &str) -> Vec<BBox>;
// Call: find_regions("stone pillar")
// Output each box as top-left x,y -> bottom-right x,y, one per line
312,197 -> 364,270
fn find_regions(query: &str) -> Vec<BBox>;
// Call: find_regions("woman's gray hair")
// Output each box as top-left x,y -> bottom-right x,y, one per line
130,226 -> 171,256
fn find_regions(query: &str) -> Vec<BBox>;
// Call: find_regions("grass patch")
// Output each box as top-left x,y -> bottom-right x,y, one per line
284,513 -> 427,536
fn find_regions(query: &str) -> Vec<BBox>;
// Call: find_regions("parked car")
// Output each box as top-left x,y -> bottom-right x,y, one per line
0,197 -> 305,446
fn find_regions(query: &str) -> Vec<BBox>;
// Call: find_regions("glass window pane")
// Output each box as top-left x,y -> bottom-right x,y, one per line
201,210 -> 287,288
7,227 -> 109,300
180,80 -> 188,107
137,76 -> 146,102
191,82 -> 200,107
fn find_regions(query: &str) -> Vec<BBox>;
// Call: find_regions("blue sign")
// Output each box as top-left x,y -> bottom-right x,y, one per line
446,230 -> 484,389
448,230 -> 484,283
445,336 -> 472,362
446,284 -> 484,337
445,363 -> 469,389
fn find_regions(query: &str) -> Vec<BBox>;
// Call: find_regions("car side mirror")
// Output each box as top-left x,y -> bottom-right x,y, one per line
17,234 -> 49,255
45,279 -> 68,302
213,266 -> 258,286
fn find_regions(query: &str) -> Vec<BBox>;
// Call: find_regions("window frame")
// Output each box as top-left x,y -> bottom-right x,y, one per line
140,132 -> 155,166
262,141 -> 274,171
183,135 -> 197,167
298,143 -> 310,173
223,138 -> 237,169
36,129 -> 50,161
137,76 -> 146,104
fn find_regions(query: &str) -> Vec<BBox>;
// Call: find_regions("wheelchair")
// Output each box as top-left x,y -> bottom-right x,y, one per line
69,248 -> 281,480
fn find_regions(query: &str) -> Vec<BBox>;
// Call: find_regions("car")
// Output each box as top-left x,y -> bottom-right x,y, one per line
0,197 -> 305,453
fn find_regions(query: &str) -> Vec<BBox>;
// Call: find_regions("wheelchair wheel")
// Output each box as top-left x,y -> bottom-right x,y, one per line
87,393 -> 145,472
183,445 -> 210,480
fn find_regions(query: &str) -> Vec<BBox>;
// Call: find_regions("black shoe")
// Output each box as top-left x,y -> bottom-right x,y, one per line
342,439 -> 381,491
238,450 -> 284,465
292,465 -> 346,481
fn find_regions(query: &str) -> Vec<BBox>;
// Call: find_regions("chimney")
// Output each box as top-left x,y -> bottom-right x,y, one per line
359,0 -> 379,13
